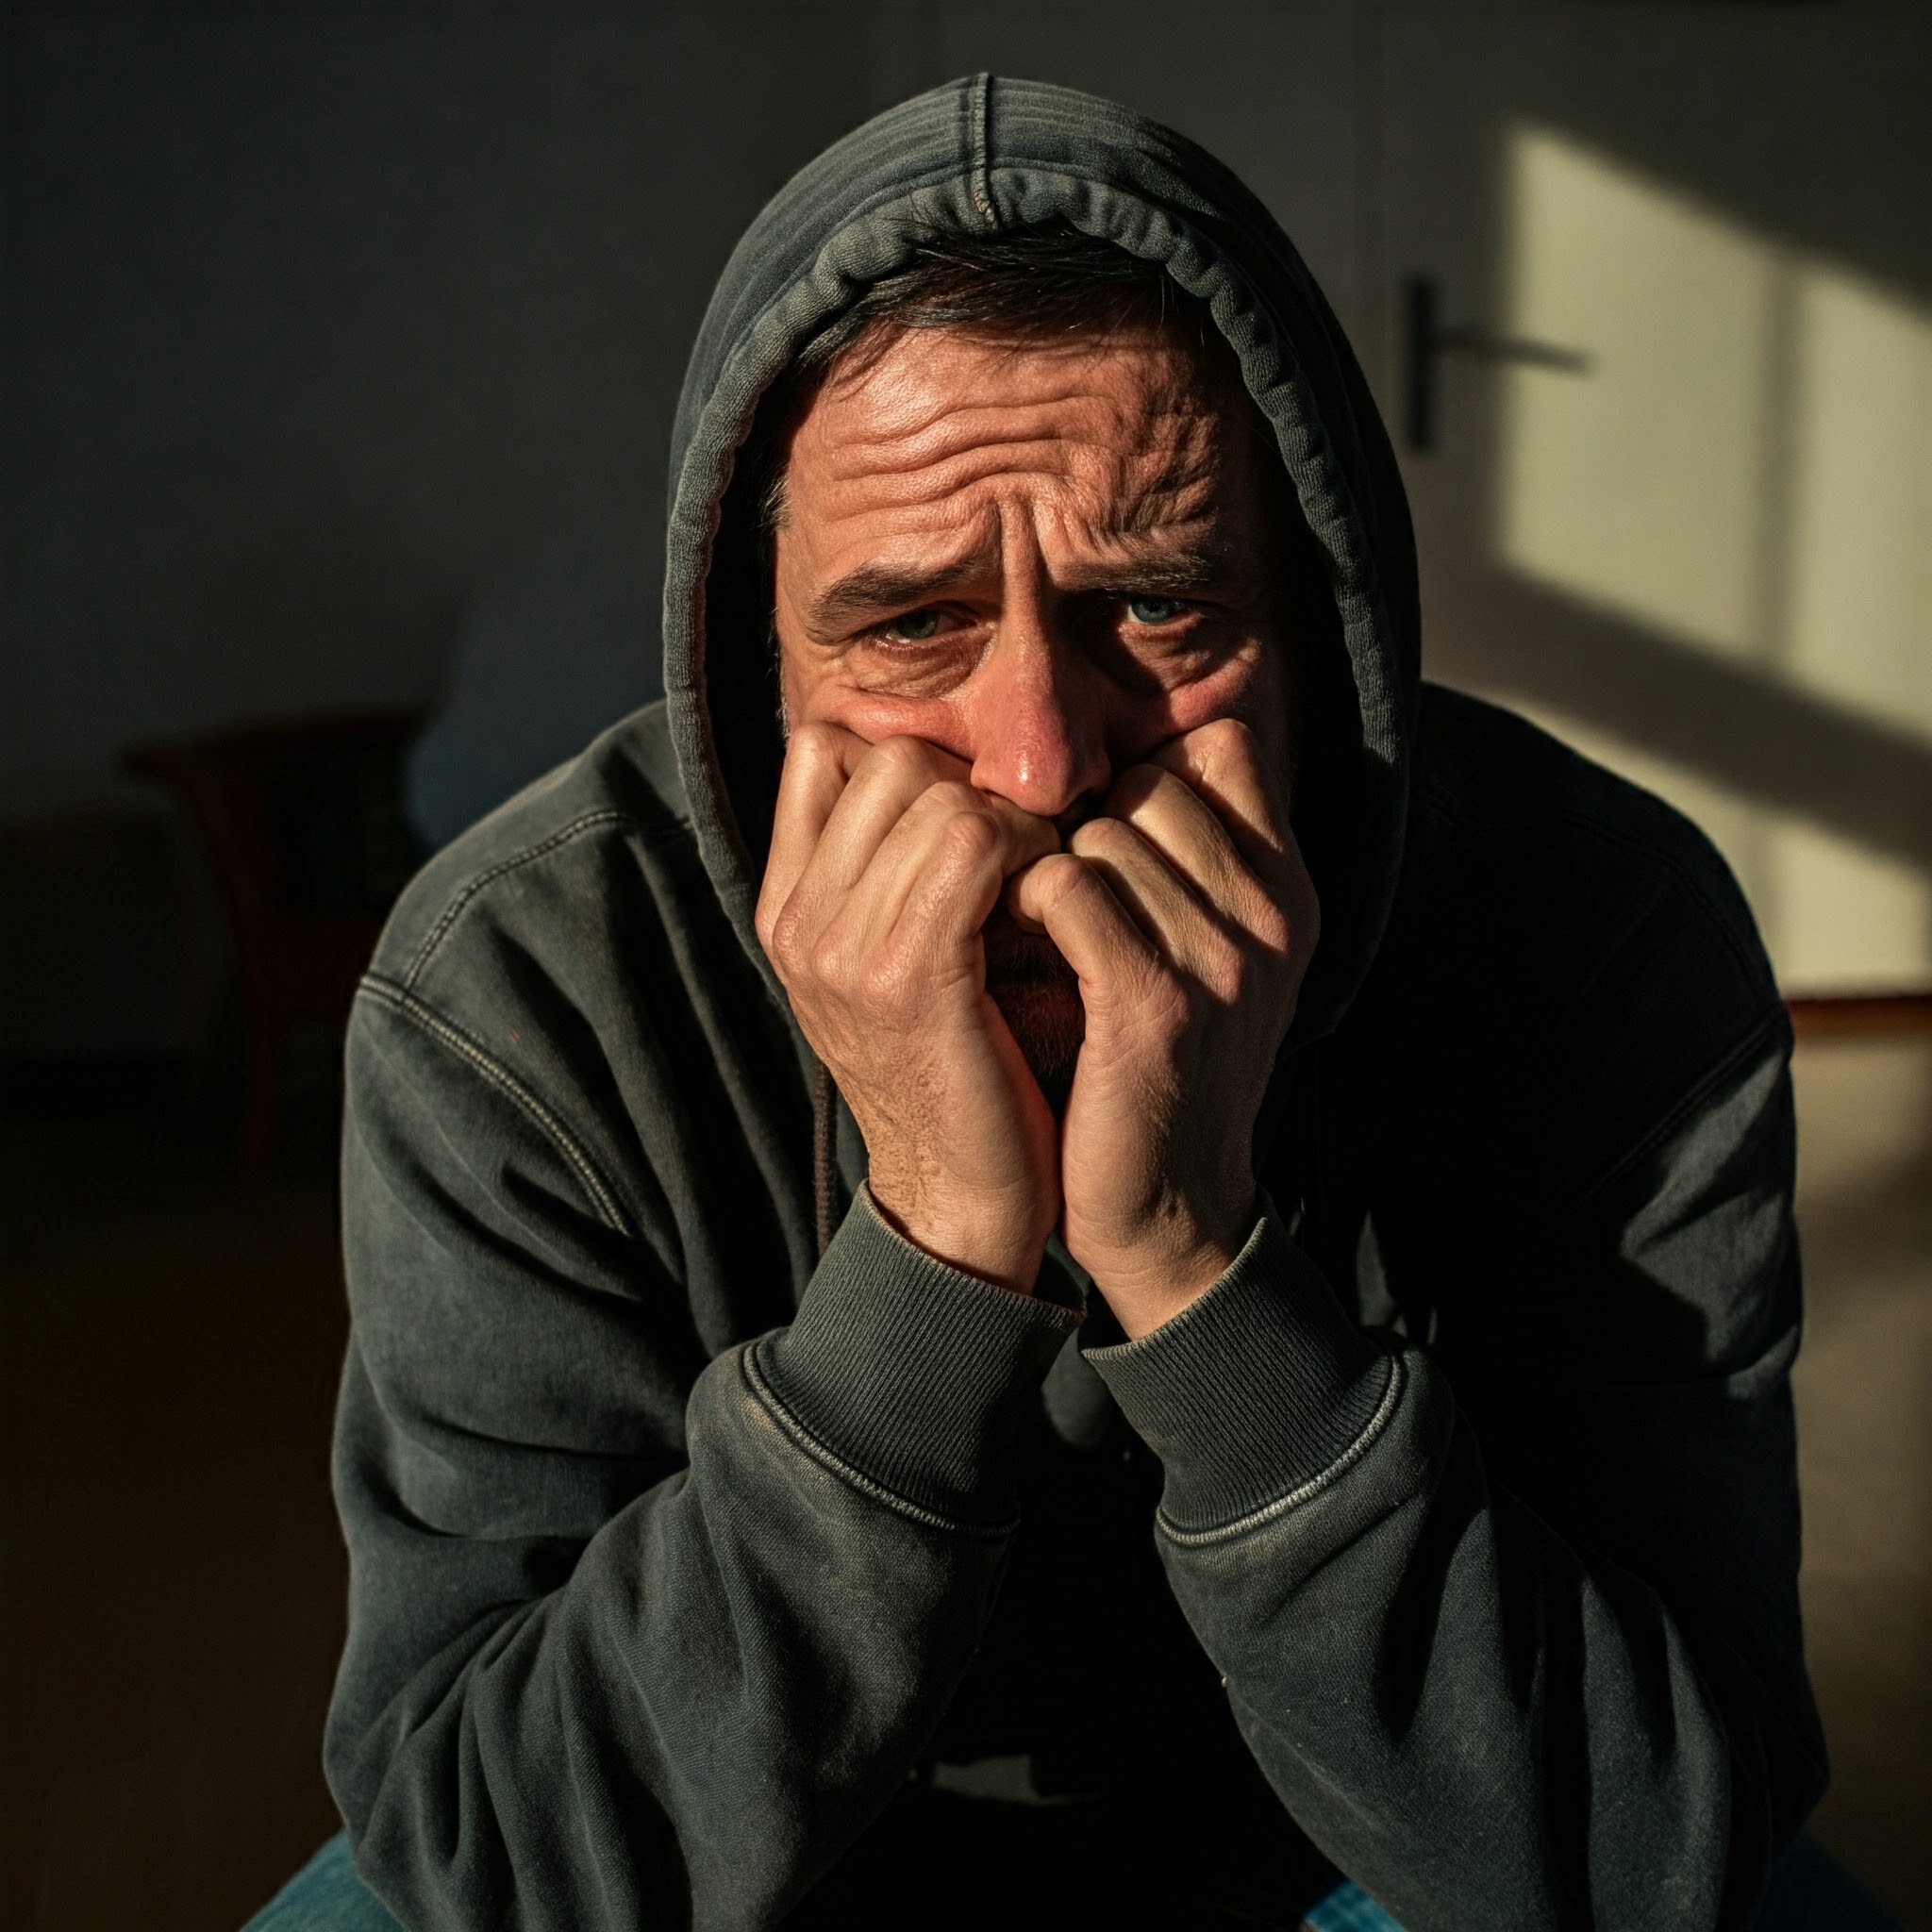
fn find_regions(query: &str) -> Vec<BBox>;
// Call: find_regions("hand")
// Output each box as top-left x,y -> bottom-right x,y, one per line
757,724 -> 1064,1293
1009,719 -> 1319,1336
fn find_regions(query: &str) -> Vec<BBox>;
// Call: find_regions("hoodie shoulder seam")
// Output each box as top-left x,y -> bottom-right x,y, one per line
1567,1005 -> 1790,1217
355,974 -> 633,1238
401,808 -> 640,991
1412,776 -> 1768,994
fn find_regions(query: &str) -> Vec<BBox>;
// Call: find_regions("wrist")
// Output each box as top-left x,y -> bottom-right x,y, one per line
1073,1192 -> 1257,1338
1085,1240 -> 1238,1338
864,1177 -> 1050,1297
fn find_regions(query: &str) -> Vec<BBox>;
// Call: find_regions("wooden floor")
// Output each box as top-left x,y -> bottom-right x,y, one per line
1,1037 -> 1926,1928
1788,1034 -> 1932,1925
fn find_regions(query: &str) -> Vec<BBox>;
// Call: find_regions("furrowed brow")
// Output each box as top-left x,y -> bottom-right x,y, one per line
804,542 -> 1244,639
806,562 -> 985,637
1055,547 -> 1241,600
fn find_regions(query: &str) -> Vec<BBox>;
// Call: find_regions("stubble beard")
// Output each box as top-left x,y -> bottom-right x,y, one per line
982,908 -> 1085,1114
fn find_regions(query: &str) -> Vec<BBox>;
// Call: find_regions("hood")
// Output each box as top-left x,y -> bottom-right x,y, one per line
662,74 -> 1420,1048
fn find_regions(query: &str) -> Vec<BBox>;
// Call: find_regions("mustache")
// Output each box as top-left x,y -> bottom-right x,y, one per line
982,907 -> 1076,985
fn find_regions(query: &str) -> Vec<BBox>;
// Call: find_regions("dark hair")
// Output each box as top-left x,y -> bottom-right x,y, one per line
743,223 -> 1225,545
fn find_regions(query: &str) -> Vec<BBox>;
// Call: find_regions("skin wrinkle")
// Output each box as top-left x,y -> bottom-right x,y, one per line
772,325 -> 1291,1098
774,330 -> 1281,725
775,333 -> 1231,551
758,314 -> 1317,1322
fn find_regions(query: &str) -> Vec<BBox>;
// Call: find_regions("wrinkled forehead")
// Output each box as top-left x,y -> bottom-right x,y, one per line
774,317 -> 1278,534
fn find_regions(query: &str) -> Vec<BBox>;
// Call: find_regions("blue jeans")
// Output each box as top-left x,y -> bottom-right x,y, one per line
243,1830 -> 1900,1930
242,1836 -> 401,1932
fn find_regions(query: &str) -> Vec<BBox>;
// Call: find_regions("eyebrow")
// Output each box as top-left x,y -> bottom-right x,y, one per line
806,562 -> 984,638
804,546 -> 1241,641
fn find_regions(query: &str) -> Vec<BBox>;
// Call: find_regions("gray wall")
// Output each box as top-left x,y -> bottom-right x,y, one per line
7,8 -> 873,785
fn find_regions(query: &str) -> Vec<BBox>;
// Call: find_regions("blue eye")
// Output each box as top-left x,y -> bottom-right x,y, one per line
887,609 -> 943,641
1125,595 -> 1186,625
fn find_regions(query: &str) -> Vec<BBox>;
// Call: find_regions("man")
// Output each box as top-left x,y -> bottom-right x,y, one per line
325,77 -> 1824,1929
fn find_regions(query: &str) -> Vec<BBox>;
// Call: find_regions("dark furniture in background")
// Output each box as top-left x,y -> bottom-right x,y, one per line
123,711 -> 423,1174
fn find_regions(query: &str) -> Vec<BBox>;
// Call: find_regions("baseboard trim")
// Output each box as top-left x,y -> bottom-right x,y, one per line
1787,991 -> 1932,1039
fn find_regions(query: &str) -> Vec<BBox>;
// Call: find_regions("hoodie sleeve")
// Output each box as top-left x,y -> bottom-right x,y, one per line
325,980 -> 1078,1931
1084,1014 -> 1826,1932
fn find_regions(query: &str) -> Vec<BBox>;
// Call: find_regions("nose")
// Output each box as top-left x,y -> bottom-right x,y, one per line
963,624 -> 1113,825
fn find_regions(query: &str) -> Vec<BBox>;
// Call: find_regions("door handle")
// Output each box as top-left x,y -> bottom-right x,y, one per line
1403,274 -> 1591,453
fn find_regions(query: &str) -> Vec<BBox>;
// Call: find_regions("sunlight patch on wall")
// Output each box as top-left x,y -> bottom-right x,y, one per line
1512,699 -> 1932,991
1499,129 -> 1774,660
1788,270 -> 1932,738
1496,125 -> 1932,990
1500,125 -> 1932,739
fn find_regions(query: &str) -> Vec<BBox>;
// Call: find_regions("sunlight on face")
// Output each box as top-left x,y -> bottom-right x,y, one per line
770,320 -> 1295,1096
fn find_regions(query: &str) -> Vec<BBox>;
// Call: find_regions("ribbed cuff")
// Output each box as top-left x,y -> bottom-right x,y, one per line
753,1187 -> 1081,1528
1083,1206 -> 1391,1536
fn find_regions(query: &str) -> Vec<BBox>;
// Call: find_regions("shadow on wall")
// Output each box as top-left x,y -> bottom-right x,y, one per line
1438,576 -> 1932,887
1404,95 -> 1931,992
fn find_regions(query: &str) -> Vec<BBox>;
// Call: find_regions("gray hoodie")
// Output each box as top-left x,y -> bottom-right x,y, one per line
326,76 -> 1825,1929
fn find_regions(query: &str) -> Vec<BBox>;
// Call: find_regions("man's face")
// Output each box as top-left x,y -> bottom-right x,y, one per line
770,320 -> 1295,1098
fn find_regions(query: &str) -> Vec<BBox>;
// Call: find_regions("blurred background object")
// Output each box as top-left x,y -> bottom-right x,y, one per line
2,4 -> 1925,1926
122,711 -> 422,1173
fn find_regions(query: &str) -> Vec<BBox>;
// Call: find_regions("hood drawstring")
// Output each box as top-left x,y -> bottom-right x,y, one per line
810,1057 -> 839,1261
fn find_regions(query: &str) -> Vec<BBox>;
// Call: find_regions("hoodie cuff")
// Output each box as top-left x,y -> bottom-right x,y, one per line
1083,1206 -> 1392,1536
752,1187 -> 1080,1529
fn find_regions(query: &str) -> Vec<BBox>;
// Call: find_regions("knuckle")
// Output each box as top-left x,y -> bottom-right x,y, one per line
768,898 -> 809,966
790,718 -> 843,762
926,779 -> 985,819
874,735 -> 936,785
1042,850 -> 1089,890
804,916 -> 865,993
1069,816 -> 1135,861
807,932 -> 847,989
1194,716 -> 1253,765
939,809 -> 1000,867
857,948 -> 917,1014
1024,852 -> 1087,909
1254,906 -> 1294,958
1203,939 -> 1247,1004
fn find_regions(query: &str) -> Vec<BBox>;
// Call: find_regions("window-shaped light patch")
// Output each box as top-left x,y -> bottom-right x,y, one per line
1498,122 -> 1932,741
1498,126 -> 1776,663
1492,125 -> 1932,991
1788,269 -> 1932,740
